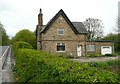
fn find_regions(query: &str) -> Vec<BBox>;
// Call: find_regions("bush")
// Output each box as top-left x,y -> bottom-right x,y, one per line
12,42 -> 119,83
11,29 -> 36,49
86,53 -> 101,57
87,60 -> 120,70
12,48 -> 119,83
12,41 -> 33,54
105,54 -> 114,56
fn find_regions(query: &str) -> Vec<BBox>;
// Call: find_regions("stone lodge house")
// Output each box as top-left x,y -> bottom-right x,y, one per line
36,9 -> 114,57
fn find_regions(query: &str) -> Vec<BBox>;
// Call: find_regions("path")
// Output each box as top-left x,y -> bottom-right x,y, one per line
0,46 -> 15,83
70,56 -> 119,63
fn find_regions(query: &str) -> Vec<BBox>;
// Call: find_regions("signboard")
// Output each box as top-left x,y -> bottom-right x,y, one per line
101,46 -> 112,55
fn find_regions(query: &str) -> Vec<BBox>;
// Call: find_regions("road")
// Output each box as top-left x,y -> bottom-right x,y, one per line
0,46 -> 15,83
0,46 -> 8,58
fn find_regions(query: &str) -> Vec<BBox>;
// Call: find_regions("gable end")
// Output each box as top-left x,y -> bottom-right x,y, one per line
41,9 -> 78,34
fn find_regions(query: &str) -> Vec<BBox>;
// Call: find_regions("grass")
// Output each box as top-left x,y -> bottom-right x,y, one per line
86,59 -> 120,74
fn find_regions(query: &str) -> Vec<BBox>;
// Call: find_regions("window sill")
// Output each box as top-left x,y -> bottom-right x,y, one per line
56,51 -> 66,52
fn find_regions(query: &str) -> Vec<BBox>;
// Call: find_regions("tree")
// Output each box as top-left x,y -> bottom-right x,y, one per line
102,33 -> 120,52
0,22 -> 9,46
83,18 -> 104,40
113,18 -> 120,34
12,29 -> 36,49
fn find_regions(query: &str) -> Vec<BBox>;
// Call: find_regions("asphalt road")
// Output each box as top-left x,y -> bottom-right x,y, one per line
0,46 -> 15,83
0,46 -> 8,58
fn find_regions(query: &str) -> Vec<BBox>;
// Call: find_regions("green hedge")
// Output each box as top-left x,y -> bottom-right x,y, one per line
12,41 -> 33,54
13,49 -> 119,83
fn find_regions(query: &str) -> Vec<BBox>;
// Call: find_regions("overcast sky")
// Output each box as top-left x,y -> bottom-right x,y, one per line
0,0 -> 119,38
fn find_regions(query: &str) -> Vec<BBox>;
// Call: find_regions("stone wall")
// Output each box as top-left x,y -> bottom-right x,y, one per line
42,41 -> 86,57
39,15 -> 114,57
86,42 -> 114,54
41,15 -> 86,56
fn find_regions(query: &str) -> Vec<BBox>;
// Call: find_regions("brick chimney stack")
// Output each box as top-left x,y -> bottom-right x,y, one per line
38,8 -> 43,31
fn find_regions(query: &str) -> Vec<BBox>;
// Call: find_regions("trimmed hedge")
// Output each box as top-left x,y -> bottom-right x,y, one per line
12,41 -> 33,54
12,42 -> 119,83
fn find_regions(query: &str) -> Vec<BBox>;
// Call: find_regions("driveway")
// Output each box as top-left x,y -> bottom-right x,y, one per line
70,56 -> 119,63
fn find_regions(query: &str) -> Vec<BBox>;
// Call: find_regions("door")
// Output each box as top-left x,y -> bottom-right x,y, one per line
101,46 -> 112,55
77,45 -> 82,56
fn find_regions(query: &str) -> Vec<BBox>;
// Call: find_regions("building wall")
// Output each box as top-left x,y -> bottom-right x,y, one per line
39,15 -> 114,56
42,41 -> 86,57
86,42 -> 114,54
41,15 -> 86,56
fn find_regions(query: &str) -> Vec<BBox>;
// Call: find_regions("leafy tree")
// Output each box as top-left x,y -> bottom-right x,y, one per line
0,22 -> 9,46
13,29 -> 36,49
102,33 -> 120,52
83,18 -> 104,40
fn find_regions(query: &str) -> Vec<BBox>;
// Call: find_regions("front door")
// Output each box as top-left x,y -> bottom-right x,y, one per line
77,45 -> 82,56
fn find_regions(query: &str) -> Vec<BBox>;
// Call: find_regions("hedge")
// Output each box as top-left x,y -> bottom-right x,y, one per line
12,42 -> 119,83
12,41 -> 33,54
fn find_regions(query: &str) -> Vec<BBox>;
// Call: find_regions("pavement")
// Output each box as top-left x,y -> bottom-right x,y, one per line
0,46 -> 15,83
0,46 -> 8,58
70,56 -> 119,63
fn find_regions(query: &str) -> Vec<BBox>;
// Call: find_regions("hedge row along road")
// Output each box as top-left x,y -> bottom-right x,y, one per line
12,42 -> 119,83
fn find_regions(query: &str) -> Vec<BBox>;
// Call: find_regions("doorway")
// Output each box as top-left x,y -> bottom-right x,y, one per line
77,45 -> 82,56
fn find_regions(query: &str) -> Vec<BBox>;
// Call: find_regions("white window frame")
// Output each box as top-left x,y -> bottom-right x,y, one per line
86,44 -> 95,51
58,29 -> 64,35
56,43 -> 66,52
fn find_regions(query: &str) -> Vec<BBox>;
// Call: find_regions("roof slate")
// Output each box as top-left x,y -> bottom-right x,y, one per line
72,22 -> 88,34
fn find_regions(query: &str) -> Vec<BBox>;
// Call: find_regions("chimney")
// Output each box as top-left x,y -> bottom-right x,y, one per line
38,8 -> 43,31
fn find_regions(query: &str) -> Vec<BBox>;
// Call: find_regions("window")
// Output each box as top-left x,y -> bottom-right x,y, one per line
56,43 -> 65,52
102,47 -> 110,49
86,45 -> 95,51
58,29 -> 64,35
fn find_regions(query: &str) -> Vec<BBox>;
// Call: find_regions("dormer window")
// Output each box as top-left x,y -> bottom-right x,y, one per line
58,29 -> 64,35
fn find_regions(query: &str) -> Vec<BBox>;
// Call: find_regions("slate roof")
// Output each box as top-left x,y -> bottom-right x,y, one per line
72,22 -> 88,34
40,9 -> 88,34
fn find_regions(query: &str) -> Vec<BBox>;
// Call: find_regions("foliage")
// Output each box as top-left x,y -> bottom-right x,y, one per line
12,29 -> 36,49
86,53 -> 101,57
87,60 -> 119,68
102,33 -> 120,52
86,53 -> 117,57
12,41 -> 33,54
12,45 -> 119,83
0,22 -> 9,46
83,18 -> 104,40
87,60 -> 120,74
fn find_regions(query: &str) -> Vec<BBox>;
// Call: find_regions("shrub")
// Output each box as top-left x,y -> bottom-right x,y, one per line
13,48 -> 119,83
12,41 -> 33,55
12,43 -> 119,83
12,29 -> 36,49
105,54 -> 114,56
87,60 -> 120,69
86,53 -> 101,57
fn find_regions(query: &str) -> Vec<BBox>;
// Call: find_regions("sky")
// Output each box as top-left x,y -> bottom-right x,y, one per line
0,0 -> 119,38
